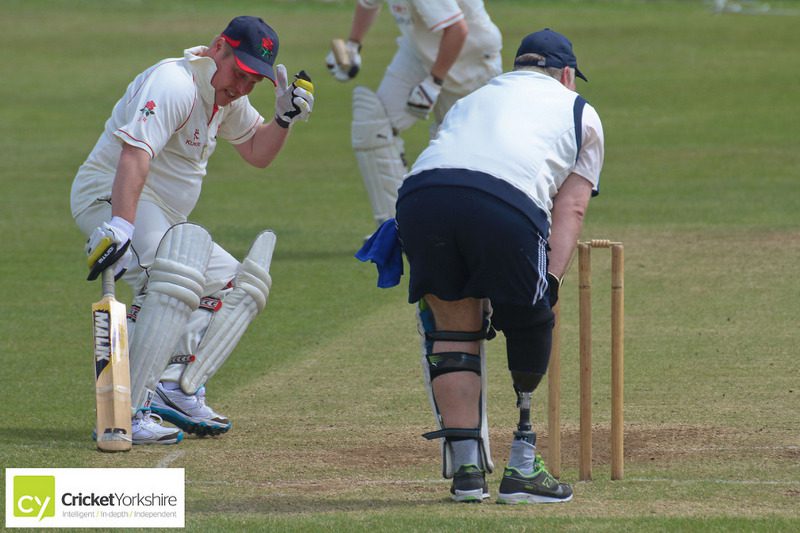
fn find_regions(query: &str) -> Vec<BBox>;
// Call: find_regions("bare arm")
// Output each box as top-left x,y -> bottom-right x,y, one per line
111,143 -> 151,223
430,19 -> 468,82
233,120 -> 290,168
548,173 -> 593,279
349,2 -> 381,44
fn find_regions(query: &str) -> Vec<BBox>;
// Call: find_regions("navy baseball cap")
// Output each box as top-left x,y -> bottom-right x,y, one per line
515,28 -> 588,82
221,16 -> 279,84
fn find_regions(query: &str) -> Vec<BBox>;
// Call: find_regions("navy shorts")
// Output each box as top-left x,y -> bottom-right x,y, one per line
396,183 -> 549,307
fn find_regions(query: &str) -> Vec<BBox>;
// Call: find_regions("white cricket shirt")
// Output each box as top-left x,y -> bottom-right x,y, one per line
359,0 -> 502,92
71,46 -> 263,221
408,70 -> 604,219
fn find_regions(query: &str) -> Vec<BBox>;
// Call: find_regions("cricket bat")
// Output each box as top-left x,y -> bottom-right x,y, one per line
93,269 -> 132,452
330,38 -> 350,70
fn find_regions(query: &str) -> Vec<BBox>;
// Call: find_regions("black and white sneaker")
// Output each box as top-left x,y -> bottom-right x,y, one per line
450,464 -> 490,503
497,456 -> 573,504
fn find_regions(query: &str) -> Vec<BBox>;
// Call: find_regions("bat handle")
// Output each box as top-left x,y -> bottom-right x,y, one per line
101,269 -> 116,298
293,70 -> 314,94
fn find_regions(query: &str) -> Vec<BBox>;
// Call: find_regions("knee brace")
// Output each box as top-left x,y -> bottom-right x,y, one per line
417,300 -> 495,477
423,350 -> 482,443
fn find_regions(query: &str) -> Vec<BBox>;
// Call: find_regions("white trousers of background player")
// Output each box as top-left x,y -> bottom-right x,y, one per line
354,45 -> 466,225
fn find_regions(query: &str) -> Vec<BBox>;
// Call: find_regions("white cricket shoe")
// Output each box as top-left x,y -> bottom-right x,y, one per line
131,411 -> 183,445
94,411 -> 183,445
150,382 -> 231,437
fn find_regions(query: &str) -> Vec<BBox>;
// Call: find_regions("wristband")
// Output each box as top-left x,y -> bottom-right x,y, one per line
546,272 -> 562,287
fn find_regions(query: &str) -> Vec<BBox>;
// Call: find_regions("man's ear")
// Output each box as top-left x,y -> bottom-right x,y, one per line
560,67 -> 576,90
208,36 -> 225,54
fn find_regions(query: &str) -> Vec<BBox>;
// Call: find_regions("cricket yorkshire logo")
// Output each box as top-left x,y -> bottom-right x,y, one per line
13,476 -> 55,521
94,309 -> 111,376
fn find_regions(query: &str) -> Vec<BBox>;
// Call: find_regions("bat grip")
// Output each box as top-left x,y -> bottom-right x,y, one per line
101,269 -> 116,297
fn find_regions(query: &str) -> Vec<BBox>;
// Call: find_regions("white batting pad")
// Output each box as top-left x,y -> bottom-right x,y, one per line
129,223 -> 212,412
180,230 -> 276,394
351,86 -> 407,224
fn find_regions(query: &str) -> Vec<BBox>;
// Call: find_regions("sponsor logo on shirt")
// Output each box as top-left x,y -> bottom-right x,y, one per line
185,128 -> 202,147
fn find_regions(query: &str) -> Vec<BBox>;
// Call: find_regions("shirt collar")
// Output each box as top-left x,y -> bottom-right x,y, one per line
184,46 -> 217,107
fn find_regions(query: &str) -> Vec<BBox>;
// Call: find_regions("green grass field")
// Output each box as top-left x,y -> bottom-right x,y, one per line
1,0 -> 798,530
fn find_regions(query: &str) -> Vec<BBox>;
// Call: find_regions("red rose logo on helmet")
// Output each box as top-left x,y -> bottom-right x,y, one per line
260,37 -> 274,59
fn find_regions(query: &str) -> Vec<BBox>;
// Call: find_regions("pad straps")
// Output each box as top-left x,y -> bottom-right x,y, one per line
422,428 -> 481,441
426,352 -> 481,379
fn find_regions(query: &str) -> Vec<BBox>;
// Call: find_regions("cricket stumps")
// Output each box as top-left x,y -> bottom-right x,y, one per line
548,239 -> 624,481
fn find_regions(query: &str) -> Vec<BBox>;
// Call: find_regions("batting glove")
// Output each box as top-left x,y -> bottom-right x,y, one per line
406,75 -> 442,120
546,272 -> 561,308
325,40 -> 361,82
274,64 -> 315,128
86,216 -> 134,281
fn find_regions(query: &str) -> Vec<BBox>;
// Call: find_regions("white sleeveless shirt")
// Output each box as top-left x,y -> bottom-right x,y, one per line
408,70 -> 604,219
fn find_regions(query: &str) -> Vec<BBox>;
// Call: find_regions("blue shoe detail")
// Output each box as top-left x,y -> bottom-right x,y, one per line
149,405 -> 231,437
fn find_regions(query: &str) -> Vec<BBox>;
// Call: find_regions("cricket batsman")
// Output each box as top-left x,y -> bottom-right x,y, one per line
72,16 -> 314,444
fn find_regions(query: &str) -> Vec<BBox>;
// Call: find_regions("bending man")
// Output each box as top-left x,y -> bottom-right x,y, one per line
396,29 -> 604,503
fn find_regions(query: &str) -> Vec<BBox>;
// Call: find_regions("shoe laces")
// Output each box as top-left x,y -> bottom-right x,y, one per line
195,386 -> 207,408
532,454 -> 553,476
133,410 -> 165,429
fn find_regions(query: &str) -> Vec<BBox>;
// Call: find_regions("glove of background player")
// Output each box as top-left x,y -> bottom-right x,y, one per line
86,216 -> 133,281
546,272 -> 561,308
325,40 -> 361,82
406,75 -> 442,120
274,64 -> 315,128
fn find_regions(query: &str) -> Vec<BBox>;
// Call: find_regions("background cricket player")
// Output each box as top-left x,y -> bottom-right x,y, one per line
326,0 -> 503,228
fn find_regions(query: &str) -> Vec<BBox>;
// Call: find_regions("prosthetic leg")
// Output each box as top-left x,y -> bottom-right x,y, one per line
510,371 -> 544,470
493,301 -> 574,503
